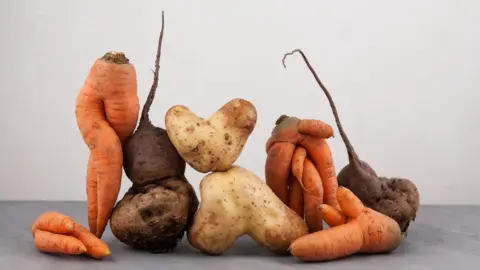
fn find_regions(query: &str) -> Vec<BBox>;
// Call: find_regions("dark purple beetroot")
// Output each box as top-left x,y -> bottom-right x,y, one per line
110,11 -> 199,253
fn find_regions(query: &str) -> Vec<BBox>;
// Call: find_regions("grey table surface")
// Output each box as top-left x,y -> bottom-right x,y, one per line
1,202 -> 479,270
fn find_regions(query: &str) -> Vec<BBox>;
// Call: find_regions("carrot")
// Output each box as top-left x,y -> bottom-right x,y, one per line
288,174 -> 304,217
31,211 -> 74,237
265,142 -> 296,205
75,51 -> 139,238
265,116 -> 334,153
289,187 -> 402,262
34,229 -> 87,255
301,158 -> 324,232
298,118 -> 335,138
318,204 -> 346,227
86,155 -> 98,236
298,136 -> 340,210
72,223 -> 111,259
291,146 -> 307,182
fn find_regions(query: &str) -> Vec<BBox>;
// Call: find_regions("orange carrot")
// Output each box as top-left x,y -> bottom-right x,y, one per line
291,146 -> 307,182
289,187 -> 402,262
34,229 -> 87,255
31,212 -> 74,237
265,142 -> 296,205
72,223 -> 111,259
265,116 -> 334,152
86,155 -> 98,236
302,158 -> 324,232
318,204 -> 346,227
299,136 -> 340,210
75,51 -> 139,238
298,119 -> 335,138
288,174 -> 304,217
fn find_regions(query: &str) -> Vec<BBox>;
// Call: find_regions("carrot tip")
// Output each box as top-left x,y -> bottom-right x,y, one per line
104,249 -> 111,256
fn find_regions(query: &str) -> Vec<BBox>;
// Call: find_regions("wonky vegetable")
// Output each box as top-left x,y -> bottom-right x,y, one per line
165,98 -> 257,173
289,186 -> 402,262
282,49 -> 420,234
109,12 -> 199,253
75,45 -> 139,237
265,115 -> 340,232
31,211 -> 111,259
187,165 -> 309,255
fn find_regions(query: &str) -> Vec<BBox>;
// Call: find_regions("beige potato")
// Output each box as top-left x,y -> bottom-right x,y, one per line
165,98 -> 257,173
187,165 -> 309,255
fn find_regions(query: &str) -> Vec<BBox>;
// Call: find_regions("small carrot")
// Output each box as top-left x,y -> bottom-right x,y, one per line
34,229 -> 87,255
291,146 -> 307,183
288,174 -> 304,218
318,204 -> 346,227
265,142 -> 296,205
75,51 -> 139,238
31,211 -> 74,237
289,187 -> 402,262
298,118 -> 335,138
298,136 -> 340,210
72,223 -> 111,259
302,158 -> 324,232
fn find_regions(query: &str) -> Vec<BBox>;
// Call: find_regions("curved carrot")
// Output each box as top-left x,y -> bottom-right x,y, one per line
289,220 -> 363,261
289,186 -> 402,262
31,212 -> 74,237
337,186 -> 364,218
288,174 -> 304,217
265,142 -> 296,204
34,229 -> 87,255
302,158 -> 324,232
299,136 -> 340,210
75,51 -> 137,238
298,119 -> 334,138
291,146 -> 307,183
318,204 -> 346,227
72,223 -> 111,259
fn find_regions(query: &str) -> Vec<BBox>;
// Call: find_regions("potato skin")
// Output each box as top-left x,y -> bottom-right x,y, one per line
187,165 -> 309,254
110,177 -> 199,253
165,98 -> 257,173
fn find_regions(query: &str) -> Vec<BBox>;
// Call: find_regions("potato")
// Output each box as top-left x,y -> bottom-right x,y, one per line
187,165 -> 309,255
165,98 -> 257,173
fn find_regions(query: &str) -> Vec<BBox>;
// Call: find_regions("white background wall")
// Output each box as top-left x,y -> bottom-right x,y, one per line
1,0 -> 479,204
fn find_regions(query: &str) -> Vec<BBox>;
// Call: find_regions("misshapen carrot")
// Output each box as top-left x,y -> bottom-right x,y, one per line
288,174 -> 304,217
289,187 -> 402,262
75,51 -> 139,238
72,223 -> 111,259
318,204 -> 346,227
299,136 -> 340,210
302,158 -> 324,232
291,146 -> 307,182
31,211 -> 111,259
265,142 -> 295,205
31,211 -> 74,237
34,229 -> 87,255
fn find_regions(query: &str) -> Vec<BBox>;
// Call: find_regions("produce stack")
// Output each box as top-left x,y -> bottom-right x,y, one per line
29,11 -> 421,264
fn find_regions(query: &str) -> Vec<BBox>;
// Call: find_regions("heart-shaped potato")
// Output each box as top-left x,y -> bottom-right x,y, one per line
165,98 -> 257,173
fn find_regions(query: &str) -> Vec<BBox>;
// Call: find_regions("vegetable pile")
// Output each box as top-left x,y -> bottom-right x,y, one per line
109,12 -> 199,253
31,11 -> 421,264
282,49 -> 420,234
